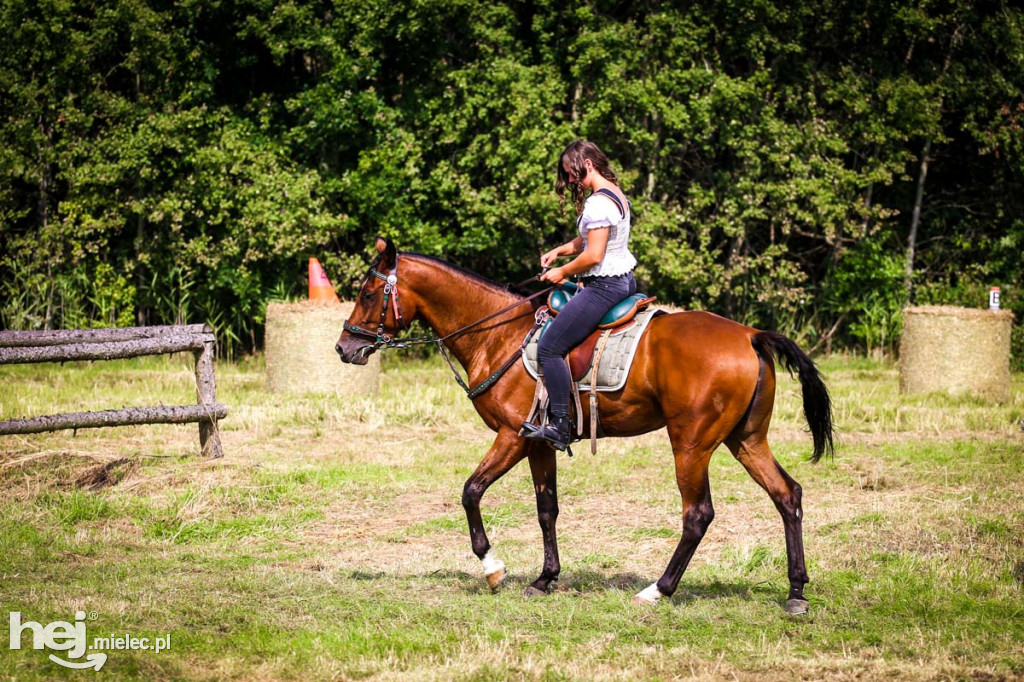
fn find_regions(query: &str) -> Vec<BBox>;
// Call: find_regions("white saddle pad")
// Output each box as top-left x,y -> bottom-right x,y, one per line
522,309 -> 663,392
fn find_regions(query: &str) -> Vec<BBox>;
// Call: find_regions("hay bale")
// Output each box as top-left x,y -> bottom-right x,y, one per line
899,306 -> 1014,400
265,302 -> 380,395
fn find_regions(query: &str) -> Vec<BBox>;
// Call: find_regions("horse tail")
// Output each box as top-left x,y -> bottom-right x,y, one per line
751,331 -> 835,463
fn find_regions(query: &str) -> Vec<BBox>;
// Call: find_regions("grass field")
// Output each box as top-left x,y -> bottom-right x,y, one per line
1,351 -> 1022,681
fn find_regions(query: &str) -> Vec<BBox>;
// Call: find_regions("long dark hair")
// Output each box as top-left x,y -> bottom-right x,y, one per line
555,140 -> 619,215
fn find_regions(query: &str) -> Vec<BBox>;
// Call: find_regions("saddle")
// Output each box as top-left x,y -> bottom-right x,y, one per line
521,282 -> 660,455
544,281 -> 657,380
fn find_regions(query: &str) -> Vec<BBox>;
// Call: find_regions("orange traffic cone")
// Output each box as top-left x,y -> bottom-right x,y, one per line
308,257 -> 340,304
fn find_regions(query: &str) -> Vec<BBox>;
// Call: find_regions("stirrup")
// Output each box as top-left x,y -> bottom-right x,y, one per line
520,421 -> 541,435
523,419 -> 572,452
520,422 -> 575,457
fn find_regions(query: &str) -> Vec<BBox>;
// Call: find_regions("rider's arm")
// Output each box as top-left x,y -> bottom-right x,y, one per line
559,227 -> 609,277
541,228 -> 609,283
540,237 -> 583,268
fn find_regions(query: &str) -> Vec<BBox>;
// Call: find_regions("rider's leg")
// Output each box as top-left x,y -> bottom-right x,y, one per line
526,273 -> 634,449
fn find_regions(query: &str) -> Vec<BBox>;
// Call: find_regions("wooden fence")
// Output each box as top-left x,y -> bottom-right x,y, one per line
0,324 -> 227,457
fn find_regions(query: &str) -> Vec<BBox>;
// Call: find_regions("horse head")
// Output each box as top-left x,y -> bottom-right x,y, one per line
336,236 -> 413,365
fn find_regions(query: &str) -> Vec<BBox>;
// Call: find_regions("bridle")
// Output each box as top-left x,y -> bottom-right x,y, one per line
342,260 -> 409,348
342,254 -> 552,399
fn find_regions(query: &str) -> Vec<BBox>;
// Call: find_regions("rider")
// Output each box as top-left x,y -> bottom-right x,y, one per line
522,140 -> 637,450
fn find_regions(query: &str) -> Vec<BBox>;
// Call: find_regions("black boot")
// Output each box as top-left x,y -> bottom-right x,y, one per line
523,415 -> 573,451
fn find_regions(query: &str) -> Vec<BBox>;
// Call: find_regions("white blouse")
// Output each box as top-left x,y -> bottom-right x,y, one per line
577,192 -> 637,277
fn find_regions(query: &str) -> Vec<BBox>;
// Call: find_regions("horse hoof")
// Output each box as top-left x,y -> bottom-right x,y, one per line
485,566 -> 506,591
482,552 -> 506,591
784,598 -> 810,615
523,585 -> 548,597
632,583 -> 663,606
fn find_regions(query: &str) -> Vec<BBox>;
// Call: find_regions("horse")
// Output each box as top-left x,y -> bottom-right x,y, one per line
336,237 -> 834,615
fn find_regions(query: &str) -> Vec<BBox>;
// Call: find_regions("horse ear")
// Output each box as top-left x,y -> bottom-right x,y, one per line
374,235 -> 397,270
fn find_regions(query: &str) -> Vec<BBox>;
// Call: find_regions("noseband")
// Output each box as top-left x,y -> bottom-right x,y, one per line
343,254 -> 552,399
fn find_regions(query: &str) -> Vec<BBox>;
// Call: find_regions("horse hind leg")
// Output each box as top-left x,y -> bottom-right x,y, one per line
726,433 -> 810,615
634,431 -> 716,605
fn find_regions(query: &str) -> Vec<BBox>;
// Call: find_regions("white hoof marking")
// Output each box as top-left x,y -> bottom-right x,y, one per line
482,551 -> 506,589
633,582 -> 663,605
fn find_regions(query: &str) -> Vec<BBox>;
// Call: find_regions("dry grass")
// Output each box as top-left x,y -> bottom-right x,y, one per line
0,353 -> 1022,681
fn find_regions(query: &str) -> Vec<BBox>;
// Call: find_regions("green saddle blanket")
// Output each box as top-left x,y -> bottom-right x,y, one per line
522,308 -> 663,392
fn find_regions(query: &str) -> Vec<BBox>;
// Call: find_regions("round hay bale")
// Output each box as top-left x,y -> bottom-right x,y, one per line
265,301 -> 380,395
899,306 -> 1014,401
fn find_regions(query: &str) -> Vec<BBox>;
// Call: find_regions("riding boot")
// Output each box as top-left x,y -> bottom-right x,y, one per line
523,414 -> 573,451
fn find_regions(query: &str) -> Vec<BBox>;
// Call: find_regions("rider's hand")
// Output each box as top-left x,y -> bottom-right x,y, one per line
539,249 -> 561,269
540,266 -> 568,286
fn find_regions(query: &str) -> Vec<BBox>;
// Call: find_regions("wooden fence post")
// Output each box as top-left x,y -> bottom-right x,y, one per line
194,336 -> 223,458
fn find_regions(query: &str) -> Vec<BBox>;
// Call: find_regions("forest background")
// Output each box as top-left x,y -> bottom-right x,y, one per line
1,0 -> 1021,364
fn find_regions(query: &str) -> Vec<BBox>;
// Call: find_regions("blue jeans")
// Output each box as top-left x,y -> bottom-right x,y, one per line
537,272 -> 637,418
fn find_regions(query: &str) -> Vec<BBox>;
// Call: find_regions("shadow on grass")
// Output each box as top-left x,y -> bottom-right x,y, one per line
559,570 -> 779,602
348,569 -> 478,583
341,563 -> 784,607
387,566 -> 785,604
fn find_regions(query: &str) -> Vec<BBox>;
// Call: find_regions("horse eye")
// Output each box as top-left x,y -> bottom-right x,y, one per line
361,290 -> 376,301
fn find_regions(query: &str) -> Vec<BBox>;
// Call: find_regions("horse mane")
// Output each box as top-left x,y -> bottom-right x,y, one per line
402,252 -> 525,301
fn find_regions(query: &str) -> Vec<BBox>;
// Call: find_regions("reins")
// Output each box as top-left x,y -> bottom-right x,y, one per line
343,255 -> 552,400
509,271 -> 546,290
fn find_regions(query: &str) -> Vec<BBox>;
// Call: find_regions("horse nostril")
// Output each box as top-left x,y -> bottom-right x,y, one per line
335,343 -> 344,356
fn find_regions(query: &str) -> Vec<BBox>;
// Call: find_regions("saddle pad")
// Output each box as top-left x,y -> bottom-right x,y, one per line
522,308 -> 663,392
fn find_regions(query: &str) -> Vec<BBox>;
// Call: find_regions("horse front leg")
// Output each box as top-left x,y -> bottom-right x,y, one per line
462,427 -> 529,591
524,445 -> 560,596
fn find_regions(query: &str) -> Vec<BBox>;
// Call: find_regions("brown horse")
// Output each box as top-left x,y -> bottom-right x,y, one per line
336,237 -> 834,614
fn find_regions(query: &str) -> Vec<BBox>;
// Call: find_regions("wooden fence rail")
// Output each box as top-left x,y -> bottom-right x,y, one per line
0,324 -> 226,457
0,324 -> 211,348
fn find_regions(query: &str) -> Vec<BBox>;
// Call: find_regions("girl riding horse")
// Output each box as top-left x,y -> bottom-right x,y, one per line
523,140 -> 637,451
337,236 -> 834,615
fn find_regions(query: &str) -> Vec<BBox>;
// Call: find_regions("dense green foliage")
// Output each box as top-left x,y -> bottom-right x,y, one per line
1,0 -> 1021,360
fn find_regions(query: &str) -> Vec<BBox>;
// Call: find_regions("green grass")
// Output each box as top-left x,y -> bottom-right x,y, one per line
0,353 -> 1022,680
